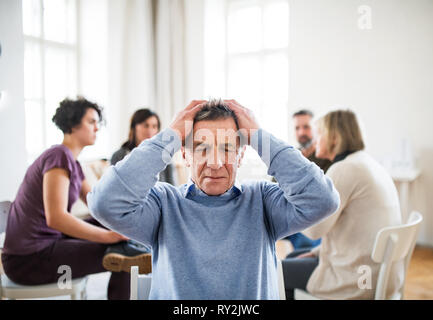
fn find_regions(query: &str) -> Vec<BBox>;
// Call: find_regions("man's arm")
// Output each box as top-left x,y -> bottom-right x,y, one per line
303,163 -> 351,240
87,128 -> 182,246
253,129 -> 340,241
87,100 -> 205,246
224,100 -> 340,242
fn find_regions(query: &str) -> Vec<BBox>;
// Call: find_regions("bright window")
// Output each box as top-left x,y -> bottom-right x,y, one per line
204,0 -> 290,180
22,0 -> 78,163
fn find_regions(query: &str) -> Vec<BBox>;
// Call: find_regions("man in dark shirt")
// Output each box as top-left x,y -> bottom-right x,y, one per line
293,109 -> 332,173
279,110 -> 332,252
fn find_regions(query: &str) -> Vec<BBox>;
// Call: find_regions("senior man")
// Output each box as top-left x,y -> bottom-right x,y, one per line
87,99 -> 339,299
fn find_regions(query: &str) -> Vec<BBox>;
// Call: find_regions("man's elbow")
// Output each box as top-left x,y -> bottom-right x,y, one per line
324,186 -> 340,216
86,191 -> 107,221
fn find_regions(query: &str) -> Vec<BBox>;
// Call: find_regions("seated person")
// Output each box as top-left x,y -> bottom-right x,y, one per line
282,109 -> 404,299
111,108 -> 177,185
280,109 -> 331,251
87,99 -> 340,299
1,97 -> 149,300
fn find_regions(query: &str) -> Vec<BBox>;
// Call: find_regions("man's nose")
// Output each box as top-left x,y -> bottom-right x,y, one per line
207,149 -> 223,170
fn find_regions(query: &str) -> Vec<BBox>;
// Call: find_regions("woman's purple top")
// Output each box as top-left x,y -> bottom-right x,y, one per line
3,145 -> 85,255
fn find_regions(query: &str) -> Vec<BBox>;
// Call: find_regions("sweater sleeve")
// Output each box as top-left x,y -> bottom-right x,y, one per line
87,128 -> 182,246
250,129 -> 340,241
303,162 -> 352,240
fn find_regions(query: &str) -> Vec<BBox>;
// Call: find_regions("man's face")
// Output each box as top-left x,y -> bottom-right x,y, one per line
294,114 -> 313,148
182,118 -> 245,196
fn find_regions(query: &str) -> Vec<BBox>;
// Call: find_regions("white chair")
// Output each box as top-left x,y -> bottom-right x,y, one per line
0,200 -> 88,300
294,211 -> 423,300
130,266 -> 152,300
277,259 -> 286,300
372,211 -> 423,300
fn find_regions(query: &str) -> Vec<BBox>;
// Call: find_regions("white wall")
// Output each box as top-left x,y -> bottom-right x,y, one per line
0,0 -> 27,201
184,0 -> 205,101
78,0 -> 110,161
288,0 -> 433,245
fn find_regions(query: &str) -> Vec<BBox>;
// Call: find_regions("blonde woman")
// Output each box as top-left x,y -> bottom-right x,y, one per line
282,109 -> 404,299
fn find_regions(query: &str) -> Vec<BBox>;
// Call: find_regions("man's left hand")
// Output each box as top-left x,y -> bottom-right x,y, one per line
225,100 -> 260,145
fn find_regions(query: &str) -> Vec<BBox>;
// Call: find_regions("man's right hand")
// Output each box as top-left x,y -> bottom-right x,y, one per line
100,230 -> 129,244
169,100 -> 207,143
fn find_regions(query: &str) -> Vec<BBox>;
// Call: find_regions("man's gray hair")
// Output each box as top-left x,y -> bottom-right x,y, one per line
184,99 -> 243,149
193,99 -> 240,130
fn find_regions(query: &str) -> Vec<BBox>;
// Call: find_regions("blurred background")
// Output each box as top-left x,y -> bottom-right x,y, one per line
0,0 -> 432,250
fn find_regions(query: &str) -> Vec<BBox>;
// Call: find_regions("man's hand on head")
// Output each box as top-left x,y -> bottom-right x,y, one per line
169,100 -> 207,144
224,100 -> 260,145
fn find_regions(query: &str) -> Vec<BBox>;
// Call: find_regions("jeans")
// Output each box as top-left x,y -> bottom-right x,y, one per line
286,232 -> 321,250
1,218 -> 130,300
282,248 -> 319,300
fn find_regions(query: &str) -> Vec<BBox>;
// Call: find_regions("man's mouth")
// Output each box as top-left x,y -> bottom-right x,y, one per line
204,176 -> 226,180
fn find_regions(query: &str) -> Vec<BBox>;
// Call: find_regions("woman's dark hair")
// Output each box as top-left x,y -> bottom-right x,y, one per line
52,97 -> 104,134
122,108 -> 161,151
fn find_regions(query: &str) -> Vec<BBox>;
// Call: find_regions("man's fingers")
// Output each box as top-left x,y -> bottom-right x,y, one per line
225,100 -> 241,110
186,102 -> 206,116
225,101 -> 247,117
185,100 -> 207,111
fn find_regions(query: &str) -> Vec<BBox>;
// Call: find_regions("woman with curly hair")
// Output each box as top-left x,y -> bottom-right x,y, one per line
1,97 -> 146,299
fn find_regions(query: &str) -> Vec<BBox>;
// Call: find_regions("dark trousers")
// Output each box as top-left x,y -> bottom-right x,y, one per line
282,249 -> 319,300
1,218 -> 129,300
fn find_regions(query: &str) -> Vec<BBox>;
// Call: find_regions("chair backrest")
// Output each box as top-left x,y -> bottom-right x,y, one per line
277,259 -> 286,300
371,211 -> 423,300
130,266 -> 152,300
0,201 -> 11,234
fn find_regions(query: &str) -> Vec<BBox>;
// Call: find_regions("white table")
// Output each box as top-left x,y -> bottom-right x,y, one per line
389,168 -> 421,223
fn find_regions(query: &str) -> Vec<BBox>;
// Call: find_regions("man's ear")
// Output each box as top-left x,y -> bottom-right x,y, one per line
181,146 -> 191,167
237,145 -> 247,168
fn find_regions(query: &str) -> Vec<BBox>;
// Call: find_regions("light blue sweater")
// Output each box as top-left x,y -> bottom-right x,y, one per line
88,128 -> 340,300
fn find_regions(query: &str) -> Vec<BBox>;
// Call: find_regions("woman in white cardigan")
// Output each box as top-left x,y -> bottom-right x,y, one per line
282,110 -> 404,299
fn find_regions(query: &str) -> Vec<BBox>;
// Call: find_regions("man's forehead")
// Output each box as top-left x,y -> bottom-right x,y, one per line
193,119 -> 239,140
294,114 -> 312,125
193,130 -> 239,144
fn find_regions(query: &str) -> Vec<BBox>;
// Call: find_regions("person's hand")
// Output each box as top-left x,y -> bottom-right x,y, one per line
224,100 -> 260,144
100,230 -> 129,244
296,251 -> 316,259
169,100 -> 207,143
